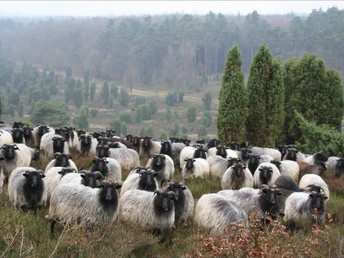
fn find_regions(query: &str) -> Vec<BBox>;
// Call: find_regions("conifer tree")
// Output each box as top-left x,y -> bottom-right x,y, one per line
246,45 -> 284,146
217,45 -> 247,144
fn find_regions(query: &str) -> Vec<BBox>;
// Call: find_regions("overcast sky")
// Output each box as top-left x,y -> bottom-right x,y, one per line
0,1 -> 343,18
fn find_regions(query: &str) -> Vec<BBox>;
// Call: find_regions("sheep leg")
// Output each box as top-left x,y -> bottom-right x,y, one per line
159,228 -> 173,245
50,220 -> 57,235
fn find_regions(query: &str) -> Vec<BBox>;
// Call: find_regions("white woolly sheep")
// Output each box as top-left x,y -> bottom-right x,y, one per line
181,158 -> 210,179
44,152 -> 78,173
119,189 -> 176,243
298,174 -> 330,202
251,146 -> 282,161
165,182 -> 194,224
221,163 -> 253,190
146,154 -> 174,187
326,156 -> 344,177
0,129 -> 14,147
76,134 -> 98,157
11,127 -> 25,144
40,132 -> 70,158
45,166 -> 77,200
194,193 -> 249,235
254,162 -> 281,187
283,147 -> 306,162
96,145 -> 140,171
1,143 -> 39,186
58,170 -> 104,188
121,167 -> 158,196
140,136 -> 162,157
218,185 -> 285,222
8,166 -> 47,213
90,156 -> 122,183
179,145 -> 208,169
303,151 -> 328,165
207,155 -> 241,178
48,182 -> 122,233
284,190 -> 327,226
271,160 -> 300,183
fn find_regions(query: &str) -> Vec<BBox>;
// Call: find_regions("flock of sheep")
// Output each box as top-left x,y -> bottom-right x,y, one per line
0,122 -> 342,241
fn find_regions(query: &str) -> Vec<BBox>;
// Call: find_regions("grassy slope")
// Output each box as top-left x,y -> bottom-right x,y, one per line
1,151 -> 344,257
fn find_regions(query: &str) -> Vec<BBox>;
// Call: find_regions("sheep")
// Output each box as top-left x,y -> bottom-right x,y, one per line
160,140 -> 186,166
284,190 -> 328,227
121,167 -> 158,196
45,166 -> 77,199
304,151 -> 328,165
253,162 -> 281,188
44,152 -> 78,173
11,127 -> 25,144
165,182 -> 194,224
119,189 -> 176,243
32,125 -> 55,147
247,154 -> 273,175
40,132 -> 69,158
250,146 -> 282,161
207,155 -> 241,178
298,174 -> 330,202
0,155 -> 4,192
96,145 -> 140,171
140,136 -> 162,157
22,125 -> 35,147
58,170 -> 104,188
297,160 -> 327,178
275,175 -> 300,192
179,145 -> 208,169
76,134 -> 98,157
283,147 -> 306,162
146,154 -> 174,187
90,156 -> 122,183
326,156 -> 344,177
48,182 -> 122,233
8,166 -> 47,213
218,185 -> 285,222
181,158 -> 210,179
0,130 -> 13,147
221,163 -> 253,190
207,146 -> 227,158
194,193 -> 249,235
1,143 -> 39,185
271,160 -> 300,183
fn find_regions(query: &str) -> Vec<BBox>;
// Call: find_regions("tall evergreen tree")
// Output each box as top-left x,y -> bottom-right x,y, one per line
246,45 -> 285,146
217,45 -> 248,144
284,54 -> 344,144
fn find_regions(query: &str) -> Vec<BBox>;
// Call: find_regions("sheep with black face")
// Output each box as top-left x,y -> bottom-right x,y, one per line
253,162 -> 281,187
146,154 -> 174,187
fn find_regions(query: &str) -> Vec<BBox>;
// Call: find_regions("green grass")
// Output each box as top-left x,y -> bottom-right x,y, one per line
1,153 -> 344,257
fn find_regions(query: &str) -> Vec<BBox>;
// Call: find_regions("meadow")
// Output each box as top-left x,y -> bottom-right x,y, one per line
0,149 -> 344,258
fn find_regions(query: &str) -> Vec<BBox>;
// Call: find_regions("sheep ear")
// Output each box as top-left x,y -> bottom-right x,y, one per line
23,171 -> 30,177
80,173 -> 86,179
40,174 -> 46,178
168,191 -> 178,201
115,183 -> 122,189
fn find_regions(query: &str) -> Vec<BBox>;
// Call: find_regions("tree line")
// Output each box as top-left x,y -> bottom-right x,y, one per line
0,8 -> 344,90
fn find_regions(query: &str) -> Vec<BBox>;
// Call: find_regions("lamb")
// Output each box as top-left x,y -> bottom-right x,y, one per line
271,160 -> 300,183
165,182 -> 194,224
8,166 -> 47,213
90,156 -> 122,183
1,143 -> 39,185
48,182 -> 122,233
58,170 -> 104,188
194,193 -> 249,235
121,167 -> 158,196
181,158 -> 210,179
326,156 -> 344,177
140,136 -> 162,157
253,162 -> 281,187
160,140 -> 186,166
298,174 -> 330,202
284,190 -> 328,226
119,189 -> 176,243
76,134 -> 98,157
250,146 -> 282,161
221,163 -> 253,190
146,154 -> 174,186
218,185 -> 285,221
96,145 -> 140,171
45,166 -> 77,199
44,152 -> 78,173
40,132 -> 69,158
